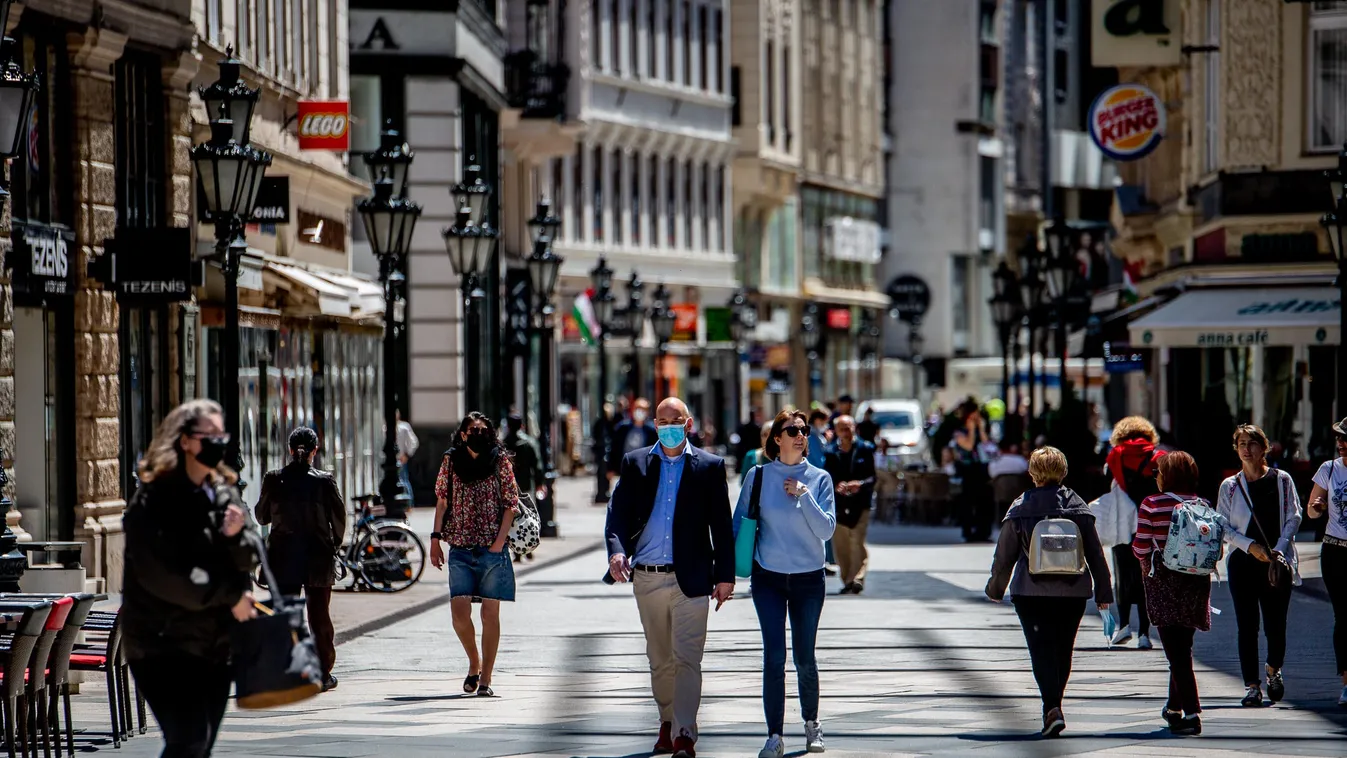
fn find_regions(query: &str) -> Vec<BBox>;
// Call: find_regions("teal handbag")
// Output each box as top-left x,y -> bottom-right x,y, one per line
734,465 -> 765,578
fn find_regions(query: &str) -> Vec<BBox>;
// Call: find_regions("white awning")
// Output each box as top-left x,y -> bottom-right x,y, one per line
264,262 -> 354,317
1128,287 -> 1340,348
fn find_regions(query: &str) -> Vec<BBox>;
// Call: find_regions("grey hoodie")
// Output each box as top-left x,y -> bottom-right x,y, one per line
985,485 -> 1114,604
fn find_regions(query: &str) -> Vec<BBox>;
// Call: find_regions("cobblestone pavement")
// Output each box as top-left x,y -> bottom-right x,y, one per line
73,508 -> 1347,758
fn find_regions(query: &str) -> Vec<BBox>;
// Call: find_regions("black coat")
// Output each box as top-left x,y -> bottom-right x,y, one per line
255,462 -> 347,589
824,440 -> 878,528
605,445 -> 735,597
121,469 -> 258,664
607,420 -> 660,474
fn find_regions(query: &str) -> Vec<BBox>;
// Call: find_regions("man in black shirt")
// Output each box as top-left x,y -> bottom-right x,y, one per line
824,415 -> 877,594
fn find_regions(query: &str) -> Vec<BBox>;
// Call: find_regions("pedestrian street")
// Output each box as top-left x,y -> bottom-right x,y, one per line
80,519 -> 1347,758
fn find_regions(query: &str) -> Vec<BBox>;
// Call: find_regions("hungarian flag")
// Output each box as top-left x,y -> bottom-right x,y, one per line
1120,260 -> 1143,306
572,288 -> 602,345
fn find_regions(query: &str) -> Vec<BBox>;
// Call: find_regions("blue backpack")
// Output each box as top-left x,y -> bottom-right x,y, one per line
1152,492 -> 1225,577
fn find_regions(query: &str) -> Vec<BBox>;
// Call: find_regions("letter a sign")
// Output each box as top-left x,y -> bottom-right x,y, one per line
1091,0 -> 1180,68
297,101 -> 350,151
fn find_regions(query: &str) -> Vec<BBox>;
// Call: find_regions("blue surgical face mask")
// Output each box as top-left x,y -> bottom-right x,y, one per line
657,424 -> 687,449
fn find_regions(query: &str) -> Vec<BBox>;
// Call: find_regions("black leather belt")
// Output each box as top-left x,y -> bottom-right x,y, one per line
634,564 -> 674,574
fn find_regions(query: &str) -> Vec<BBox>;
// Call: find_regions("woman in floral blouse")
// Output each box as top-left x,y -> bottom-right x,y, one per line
430,411 -> 520,697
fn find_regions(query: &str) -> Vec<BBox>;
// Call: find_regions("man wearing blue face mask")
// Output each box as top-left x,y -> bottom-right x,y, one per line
605,397 -> 736,758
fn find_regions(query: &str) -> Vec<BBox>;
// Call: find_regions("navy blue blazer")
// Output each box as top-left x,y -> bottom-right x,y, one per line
604,444 -> 735,598
607,420 -> 660,473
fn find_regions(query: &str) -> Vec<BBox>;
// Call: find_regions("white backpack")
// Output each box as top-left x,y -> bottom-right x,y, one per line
1027,518 -> 1086,576
1153,492 -> 1224,577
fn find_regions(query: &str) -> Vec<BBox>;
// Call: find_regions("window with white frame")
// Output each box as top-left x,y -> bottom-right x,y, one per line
207,0 -> 222,43
1311,2 -> 1347,150
1202,0 -> 1219,171
238,0 -> 252,59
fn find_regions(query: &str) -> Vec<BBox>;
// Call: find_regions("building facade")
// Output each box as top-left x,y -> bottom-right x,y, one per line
549,0 -> 739,437
1106,0 -> 1339,467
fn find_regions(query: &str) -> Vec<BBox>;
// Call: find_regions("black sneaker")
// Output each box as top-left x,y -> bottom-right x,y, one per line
837,585 -> 854,595
1041,708 -> 1065,738
1161,706 -> 1183,728
1241,685 -> 1262,707
1267,671 -> 1285,703
1169,714 -> 1201,736
322,675 -> 338,692
849,581 -> 864,595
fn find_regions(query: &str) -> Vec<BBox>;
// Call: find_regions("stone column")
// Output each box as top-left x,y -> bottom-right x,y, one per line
69,27 -> 127,592
164,52 -> 200,411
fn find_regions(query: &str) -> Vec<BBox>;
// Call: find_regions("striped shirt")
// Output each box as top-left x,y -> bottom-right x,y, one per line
1132,492 -> 1205,559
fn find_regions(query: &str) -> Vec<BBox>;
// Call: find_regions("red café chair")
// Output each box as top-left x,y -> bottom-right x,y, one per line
18,595 -> 72,758
41,595 -> 94,758
0,603 -> 52,758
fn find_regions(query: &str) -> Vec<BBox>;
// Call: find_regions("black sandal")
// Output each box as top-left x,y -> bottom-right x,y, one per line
463,674 -> 480,694
477,684 -> 494,697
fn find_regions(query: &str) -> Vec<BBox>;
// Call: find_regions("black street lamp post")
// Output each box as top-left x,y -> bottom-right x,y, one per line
1018,239 -> 1047,420
908,320 -> 925,400
526,199 -> 563,538
358,125 -> 421,512
728,288 -> 757,425
801,303 -> 822,397
1043,219 -> 1078,402
991,261 -> 1023,407
858,310 -> 880,399
0,15 -> 39,591
193,47 -> 270,489
1323,148 -> 1347,408
627,270 -> 645,398
443,160 -> 498,415
652,284 -> 677,400
590,257 -> 615,503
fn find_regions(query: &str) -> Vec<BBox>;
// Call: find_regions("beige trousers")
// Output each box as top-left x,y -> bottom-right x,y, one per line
834,510 -> 871,586
633,570 -> 709,740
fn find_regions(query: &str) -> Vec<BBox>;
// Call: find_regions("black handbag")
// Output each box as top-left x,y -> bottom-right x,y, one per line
231,531 -> 324,709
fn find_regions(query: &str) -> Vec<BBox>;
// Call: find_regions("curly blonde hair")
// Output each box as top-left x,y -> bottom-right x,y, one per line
137,399 -> 238,484
1110,416 -> 1158,447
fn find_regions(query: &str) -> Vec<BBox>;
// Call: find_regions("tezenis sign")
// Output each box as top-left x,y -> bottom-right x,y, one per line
10,221 -> 76,302
90,228 -> 198,303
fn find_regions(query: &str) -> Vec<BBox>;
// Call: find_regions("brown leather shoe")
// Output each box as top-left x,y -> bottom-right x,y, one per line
653,722 -> 674,754
672,735 -> 696,758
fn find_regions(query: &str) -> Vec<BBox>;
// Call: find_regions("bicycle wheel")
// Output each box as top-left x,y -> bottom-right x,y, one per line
356,524 -> 426,592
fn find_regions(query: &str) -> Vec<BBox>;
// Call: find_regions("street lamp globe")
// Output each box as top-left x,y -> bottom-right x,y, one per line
192,111 -> 271,220
627,270 -> 646,337
1043,219 -> 1076,300
526,237 -> 564,314
1327,143 -> 1347,211
453,158 -> 493,225
198,46 -> 260,145
359,176 -> 422,260
590,257 -> 616,326
363,120 -> 415,199
528,198 -> 561,246
1324,212 -> 1346,266
653,303 -> 677,345
801,304 -> 822,353
909,328 -> 925,361
0,42 -> 38,164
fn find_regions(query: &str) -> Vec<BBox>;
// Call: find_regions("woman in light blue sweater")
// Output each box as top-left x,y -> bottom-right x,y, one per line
734,409 -> 837,758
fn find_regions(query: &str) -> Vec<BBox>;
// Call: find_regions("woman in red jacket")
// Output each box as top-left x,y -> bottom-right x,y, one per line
1105,416 -> 1166,649
1132,451 -> 1211,736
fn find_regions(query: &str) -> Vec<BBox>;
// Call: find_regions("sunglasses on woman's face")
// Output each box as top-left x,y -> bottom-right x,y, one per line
781,426 -> 807,438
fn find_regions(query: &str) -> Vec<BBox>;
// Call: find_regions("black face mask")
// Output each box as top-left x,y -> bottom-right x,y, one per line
194,436 -> 229,468
466,432 -> 492,454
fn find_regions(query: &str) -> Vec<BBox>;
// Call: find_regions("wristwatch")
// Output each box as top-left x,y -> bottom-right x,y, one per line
430,531 -> 442,540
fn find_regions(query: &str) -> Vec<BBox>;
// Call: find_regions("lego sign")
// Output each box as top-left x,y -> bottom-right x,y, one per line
297,101 -> 350,151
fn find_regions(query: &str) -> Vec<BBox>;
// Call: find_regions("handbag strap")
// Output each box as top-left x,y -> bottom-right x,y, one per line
241,529 -> 291,612
748,465 -> 765,520
1236,474 -> 1275,549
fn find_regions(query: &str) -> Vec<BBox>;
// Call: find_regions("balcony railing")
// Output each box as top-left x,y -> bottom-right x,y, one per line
504,51 -> 570,121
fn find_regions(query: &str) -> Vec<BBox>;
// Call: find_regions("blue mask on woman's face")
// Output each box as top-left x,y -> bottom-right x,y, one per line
657,424 -> 687,449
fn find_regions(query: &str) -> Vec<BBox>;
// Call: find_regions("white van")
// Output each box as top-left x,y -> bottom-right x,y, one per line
855,399 -> 928,467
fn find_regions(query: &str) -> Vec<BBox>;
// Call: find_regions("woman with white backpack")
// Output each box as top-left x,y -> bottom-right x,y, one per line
1216,424 -> 1300,708
1132,451 -> 1220,736
986,447 -> 1113,739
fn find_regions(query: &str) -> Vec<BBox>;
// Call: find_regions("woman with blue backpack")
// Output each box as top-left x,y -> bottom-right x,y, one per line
986,446 -> 1113,739
1132,451 -> 1226,736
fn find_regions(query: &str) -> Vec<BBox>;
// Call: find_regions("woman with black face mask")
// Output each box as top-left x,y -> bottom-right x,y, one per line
429,412 -> 521,697
121,399 -> 259,757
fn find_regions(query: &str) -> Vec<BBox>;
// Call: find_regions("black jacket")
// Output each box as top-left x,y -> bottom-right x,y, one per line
823,440 -> 877,528
121,469 -> 258,663
986,485 -> 1113,604
605,445 -> 735,597
504,431 -> 544,494
607,420 -> 660,474
256,462 -> 347,588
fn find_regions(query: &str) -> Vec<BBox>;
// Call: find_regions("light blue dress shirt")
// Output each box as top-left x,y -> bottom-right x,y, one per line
633,443 -> 687,566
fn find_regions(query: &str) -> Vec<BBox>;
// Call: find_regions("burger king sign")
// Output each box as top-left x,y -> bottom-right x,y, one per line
1088,84 -> 1166,162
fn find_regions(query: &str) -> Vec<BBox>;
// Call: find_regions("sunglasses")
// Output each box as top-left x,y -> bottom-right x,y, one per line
781,426 -> 807,438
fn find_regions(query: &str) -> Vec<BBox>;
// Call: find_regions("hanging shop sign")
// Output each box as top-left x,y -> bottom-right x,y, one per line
885,275 -> 931,324
1088,84 -> 1166,161
1090,0 -> 1180,68
197,176 -> 290,224
703,306 -> 733,343
670,304 -> 698,342
297,101 -> 351,151
1103,341 -> 1145,374
825,307 -> 852,330
10,222 -> 76,302
823,217 -> 881,264
91,228 -> 198,303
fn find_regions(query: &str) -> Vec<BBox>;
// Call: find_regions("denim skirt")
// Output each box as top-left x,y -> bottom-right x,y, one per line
447,546 -> 516,601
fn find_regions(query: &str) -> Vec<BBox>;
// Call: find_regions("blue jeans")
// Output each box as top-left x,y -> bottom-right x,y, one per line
397,462 -> 413,503
751,563 -> 826,735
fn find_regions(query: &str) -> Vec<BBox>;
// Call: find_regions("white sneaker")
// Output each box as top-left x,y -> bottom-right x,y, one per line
1338,685 -> 1347,707
804,720 -> 825,753
1136,634 -> 1153,650
1110,627 -> 1133,646
759,734 -> 786,758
